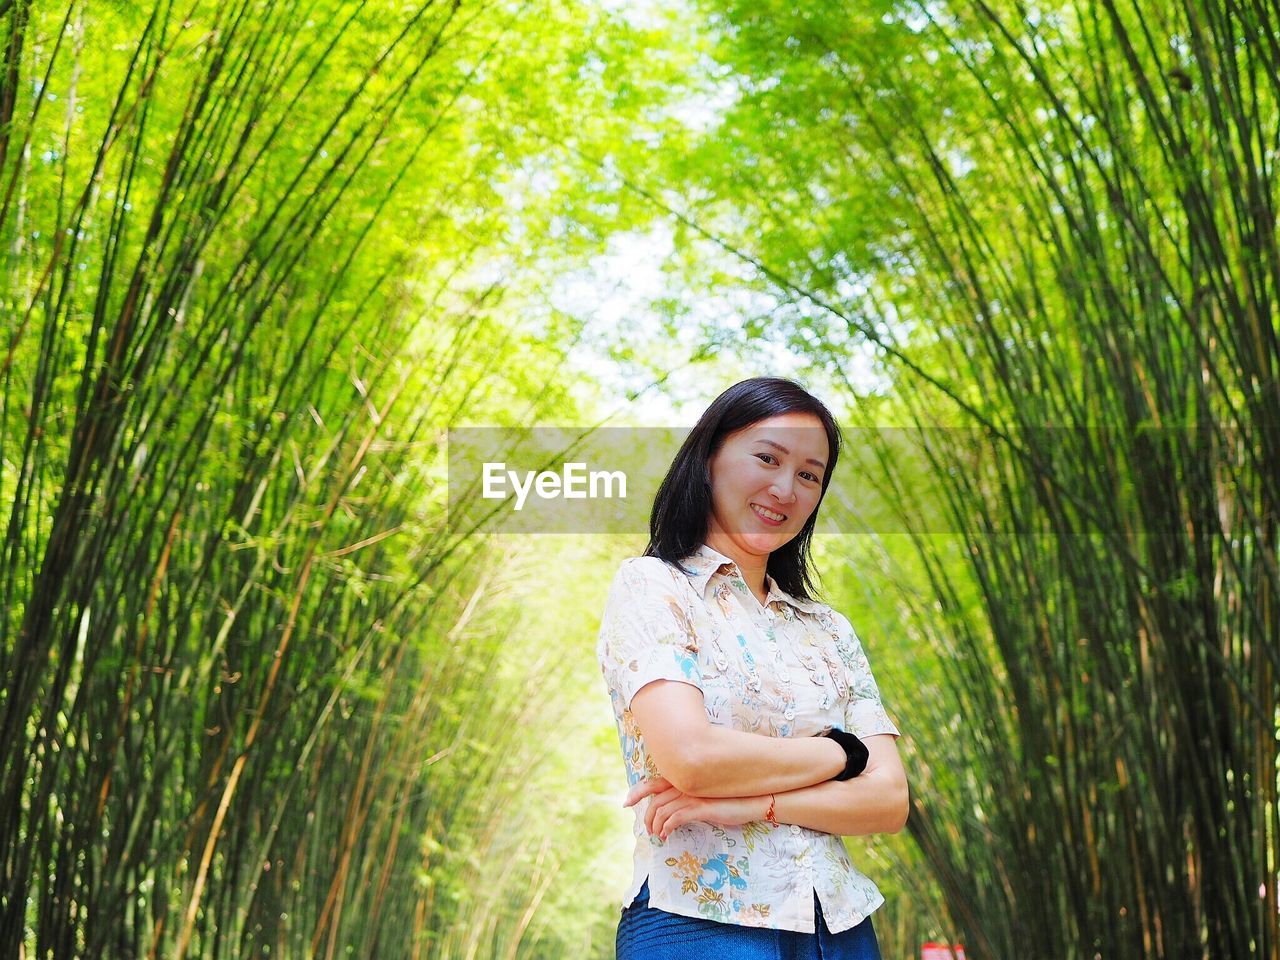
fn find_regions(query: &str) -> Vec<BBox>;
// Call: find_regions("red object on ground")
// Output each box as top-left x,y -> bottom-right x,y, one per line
921,943 -> 967,960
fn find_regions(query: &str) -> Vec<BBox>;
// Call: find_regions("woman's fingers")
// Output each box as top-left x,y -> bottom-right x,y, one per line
652,796 -> 700,840
625,777 -> 723,840
644,786 -> 684,834
623,775 -> 671,809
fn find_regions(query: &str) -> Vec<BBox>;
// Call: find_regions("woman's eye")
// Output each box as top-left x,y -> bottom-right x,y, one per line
758,454 -> 819,483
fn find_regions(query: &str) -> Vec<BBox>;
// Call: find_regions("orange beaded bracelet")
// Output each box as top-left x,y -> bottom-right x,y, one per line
765,793 -> 779,827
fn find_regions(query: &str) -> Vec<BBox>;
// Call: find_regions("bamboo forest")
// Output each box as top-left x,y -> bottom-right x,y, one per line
1,0 -> 1277,956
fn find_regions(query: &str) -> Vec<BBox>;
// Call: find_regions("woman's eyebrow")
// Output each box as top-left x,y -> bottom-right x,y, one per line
754,438 -> 826,470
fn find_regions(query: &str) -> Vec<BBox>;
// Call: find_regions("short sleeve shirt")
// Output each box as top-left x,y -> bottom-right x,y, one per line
596,542 -> 901,934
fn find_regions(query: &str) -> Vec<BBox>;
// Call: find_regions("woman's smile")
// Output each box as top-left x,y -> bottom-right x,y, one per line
751,503 -> 787,525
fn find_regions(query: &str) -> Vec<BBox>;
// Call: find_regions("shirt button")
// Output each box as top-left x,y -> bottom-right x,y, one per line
715,657 -> 728,670
748,677 -> 762,691
778,670 -> 791,682
790,824 -> 802,835
783,708 -> 795,720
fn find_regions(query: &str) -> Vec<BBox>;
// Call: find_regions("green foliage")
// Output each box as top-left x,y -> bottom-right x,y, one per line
621,0 -> 1280,956
9,0 -> 1279,957
0,0 -> 690,957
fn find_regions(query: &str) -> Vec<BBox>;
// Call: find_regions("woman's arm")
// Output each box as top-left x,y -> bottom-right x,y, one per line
636,735 -> 909,839
767,734 -> 908,835
629,678 -> 847,796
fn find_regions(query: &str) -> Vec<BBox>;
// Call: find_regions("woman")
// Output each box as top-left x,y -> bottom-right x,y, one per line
596,377 -> 908,960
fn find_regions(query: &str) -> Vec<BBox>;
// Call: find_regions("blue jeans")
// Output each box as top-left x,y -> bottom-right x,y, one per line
616,878 -> 882,960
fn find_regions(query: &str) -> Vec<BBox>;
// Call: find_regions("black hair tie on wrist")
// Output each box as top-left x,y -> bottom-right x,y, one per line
823,727 -> 869,781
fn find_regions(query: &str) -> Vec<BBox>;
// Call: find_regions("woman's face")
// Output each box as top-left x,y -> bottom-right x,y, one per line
705,412 -> 830,559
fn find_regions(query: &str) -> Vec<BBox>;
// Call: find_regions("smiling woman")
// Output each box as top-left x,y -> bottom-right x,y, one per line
705,413 -> 830,587
596,377 -> 908,960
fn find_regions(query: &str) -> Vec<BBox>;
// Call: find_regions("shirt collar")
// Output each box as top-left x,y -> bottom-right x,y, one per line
676,542 -> 822,614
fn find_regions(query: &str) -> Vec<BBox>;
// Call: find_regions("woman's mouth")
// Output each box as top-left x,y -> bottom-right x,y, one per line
752,504 -> 786,526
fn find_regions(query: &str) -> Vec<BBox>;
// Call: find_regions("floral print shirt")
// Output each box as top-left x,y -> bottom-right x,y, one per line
596,542 -> 901,934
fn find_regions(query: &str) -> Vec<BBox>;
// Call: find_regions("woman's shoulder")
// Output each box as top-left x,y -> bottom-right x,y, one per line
804,600 -> 853,639
614,556 -> 716,619
607,555 -> 693,598
600,556 -> 701,638
614,554 -> 690,581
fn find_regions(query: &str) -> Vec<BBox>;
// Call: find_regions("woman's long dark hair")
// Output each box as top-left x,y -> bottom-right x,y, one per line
644,377 -> 842,603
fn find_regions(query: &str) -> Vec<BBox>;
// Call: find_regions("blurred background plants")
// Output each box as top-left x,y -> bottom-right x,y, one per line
3,0 -> 1276,957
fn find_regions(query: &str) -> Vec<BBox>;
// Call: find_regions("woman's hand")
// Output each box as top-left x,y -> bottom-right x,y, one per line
623,776 -> 767,841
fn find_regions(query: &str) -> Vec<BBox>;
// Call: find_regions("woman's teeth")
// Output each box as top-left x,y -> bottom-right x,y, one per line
753,504 -> 785,522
